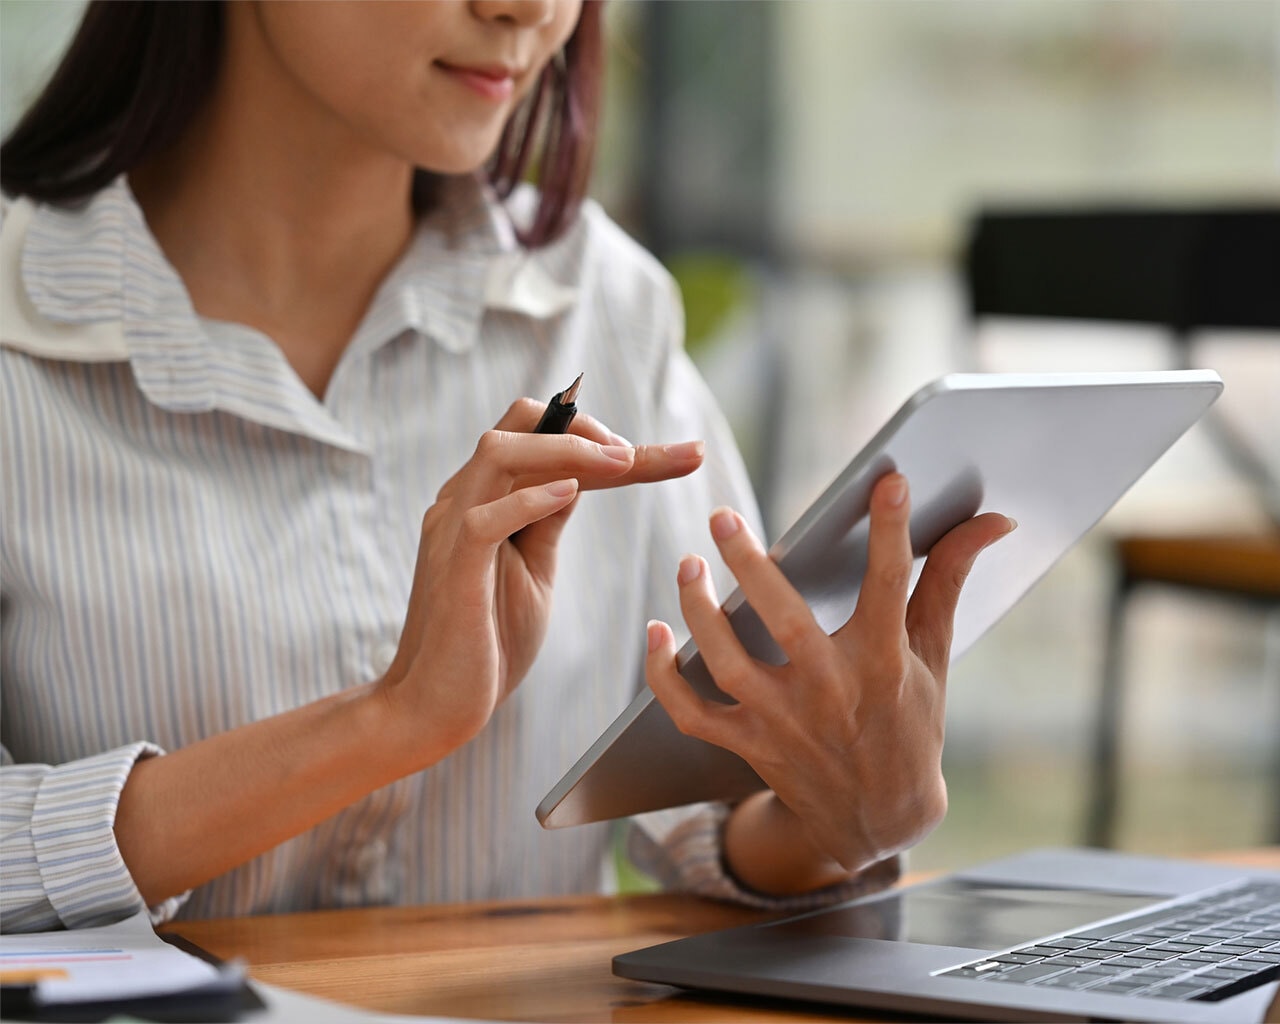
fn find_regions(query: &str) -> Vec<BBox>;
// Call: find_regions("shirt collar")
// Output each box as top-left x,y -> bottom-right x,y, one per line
6,174 -> 580,407
351,174 -> 578,357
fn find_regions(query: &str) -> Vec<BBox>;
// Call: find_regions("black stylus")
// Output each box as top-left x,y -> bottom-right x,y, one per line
533,372 -> 583,435
510,373 -> 583,542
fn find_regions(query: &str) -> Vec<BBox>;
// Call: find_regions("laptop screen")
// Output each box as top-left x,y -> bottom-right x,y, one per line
769,877 -> 1164,952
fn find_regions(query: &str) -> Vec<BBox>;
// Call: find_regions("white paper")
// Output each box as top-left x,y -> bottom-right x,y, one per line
0,911 -> 243,1006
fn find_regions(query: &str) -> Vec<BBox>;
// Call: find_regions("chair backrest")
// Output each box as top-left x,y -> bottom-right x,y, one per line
965,207 -> 1280,335
962,206 -> 1280,526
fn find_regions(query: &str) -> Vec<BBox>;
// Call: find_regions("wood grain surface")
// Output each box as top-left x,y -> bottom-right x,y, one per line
166,848 -> 1280,1021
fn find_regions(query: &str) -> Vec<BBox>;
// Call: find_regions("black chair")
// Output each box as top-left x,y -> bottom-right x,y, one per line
963,207 -> 1280,848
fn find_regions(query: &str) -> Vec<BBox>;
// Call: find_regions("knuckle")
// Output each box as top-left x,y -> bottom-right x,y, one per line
870,640 -> 910,684
770,610 -> 812,651
510,397 -> 541,421
421,501 -> 449,536
877,562 -> 914,594
474,429 -> 508,460
922,776 -> 949,829
948,559 -> 976,594
458,506 -> 488,543
668,702 -> 706,739
715,661 -> 755,697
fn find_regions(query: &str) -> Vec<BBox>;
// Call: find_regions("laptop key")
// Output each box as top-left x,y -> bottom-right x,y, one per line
1077,964 -> 1130,976
1146,983 -> 1211,1000
1126,931 -> 1179,944
1179,951 -> 1234,963
1128,967 -> 1191,984
1035,972 -> 1110,990
939,967 -> 991,980
993,953 -> 1043,965
1128,948 -> 1181,960
1038,936 -> 1092,950
1088,980 -> 1150,994
1195,967 -> 1248,981
1204,960 -> 1255,975
1071,948 -> 1120,961
1041,954 -> 1094,968
1018,945 -> 1073,958
988,963 -> 1072,984
1106,956 -> 1159,969
1069,908 -> 1192,941
1208,944 -> 1258,956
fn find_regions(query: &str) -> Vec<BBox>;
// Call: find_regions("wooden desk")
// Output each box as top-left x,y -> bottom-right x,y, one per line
166,849 -> 1280,1022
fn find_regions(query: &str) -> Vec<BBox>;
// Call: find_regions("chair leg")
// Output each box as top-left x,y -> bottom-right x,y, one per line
1086,578 -> 1133,849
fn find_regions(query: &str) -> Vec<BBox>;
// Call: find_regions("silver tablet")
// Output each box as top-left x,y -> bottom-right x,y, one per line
537,370 -> 1223,829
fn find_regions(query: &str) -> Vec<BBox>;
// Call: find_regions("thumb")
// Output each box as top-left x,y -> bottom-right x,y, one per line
509,494 -> 579,586
905,513 -> 1016,677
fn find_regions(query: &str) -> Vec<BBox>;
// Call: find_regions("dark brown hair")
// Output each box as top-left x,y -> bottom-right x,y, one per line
0,1 -> 604,247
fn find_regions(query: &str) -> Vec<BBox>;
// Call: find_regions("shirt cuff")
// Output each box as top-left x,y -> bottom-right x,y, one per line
634,802 -> 902,912
30,742 -> 188,928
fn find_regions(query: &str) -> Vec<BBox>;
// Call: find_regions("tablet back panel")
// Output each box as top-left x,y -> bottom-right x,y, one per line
537,371 -> 1222,828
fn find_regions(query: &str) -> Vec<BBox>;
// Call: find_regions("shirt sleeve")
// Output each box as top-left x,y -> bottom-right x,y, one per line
628,804 -> 902,911
621,287 -> 899,911
0,741 -> 189,932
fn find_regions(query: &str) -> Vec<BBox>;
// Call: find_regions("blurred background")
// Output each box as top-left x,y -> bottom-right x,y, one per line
4,0 -> 1278,874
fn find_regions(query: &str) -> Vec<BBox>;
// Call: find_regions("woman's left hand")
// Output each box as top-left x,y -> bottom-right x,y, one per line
645,472 -> 1015,881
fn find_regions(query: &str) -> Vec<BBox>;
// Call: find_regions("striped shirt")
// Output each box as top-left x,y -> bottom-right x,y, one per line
0,176 -> 893,932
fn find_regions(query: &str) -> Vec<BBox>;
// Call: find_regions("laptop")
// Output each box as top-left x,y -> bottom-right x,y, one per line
538,370 -> 1223,828
614,846 -> 1280,1023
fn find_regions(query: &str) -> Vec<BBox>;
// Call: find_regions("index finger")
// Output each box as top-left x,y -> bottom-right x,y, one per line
580,440 -> 705,490
487,398 -> 706,491
567,411 -> 633,448
844,473 -> 913,645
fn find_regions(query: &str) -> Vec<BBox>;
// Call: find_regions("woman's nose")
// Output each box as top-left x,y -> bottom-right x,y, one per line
470,0 -> 555,29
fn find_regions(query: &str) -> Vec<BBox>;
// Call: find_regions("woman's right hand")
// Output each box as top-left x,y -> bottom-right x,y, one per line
374,397 -> 705,767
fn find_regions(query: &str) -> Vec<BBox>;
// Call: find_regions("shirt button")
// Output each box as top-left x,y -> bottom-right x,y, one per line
372,642 -> 398,677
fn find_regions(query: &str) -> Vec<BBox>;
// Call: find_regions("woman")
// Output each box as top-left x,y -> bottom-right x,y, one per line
0,0 -> 1012,932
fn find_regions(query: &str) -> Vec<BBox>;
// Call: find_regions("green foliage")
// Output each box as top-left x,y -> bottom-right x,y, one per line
665,252 -> 753,356
612,823 -> 660,895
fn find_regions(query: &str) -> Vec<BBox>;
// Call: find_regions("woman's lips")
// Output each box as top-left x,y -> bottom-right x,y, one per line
436,61 -> 517,101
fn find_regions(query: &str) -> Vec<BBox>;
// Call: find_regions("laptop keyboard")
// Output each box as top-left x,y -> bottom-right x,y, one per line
939,879 -> 1280,1002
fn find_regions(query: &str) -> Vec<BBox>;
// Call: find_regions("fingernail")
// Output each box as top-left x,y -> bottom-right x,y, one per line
710,507 -> 740,542
601,445 -> 634,463
883,476 -> 908,507
677,554 -> 702,585
1005,517 -> 1018,533
647,620 -> 663,653
545,479 -> 577,497
663,440 -> 705,460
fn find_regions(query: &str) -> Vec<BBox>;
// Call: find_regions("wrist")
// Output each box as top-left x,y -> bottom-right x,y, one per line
362,674 -> 470,779
723,791 -> 859,897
